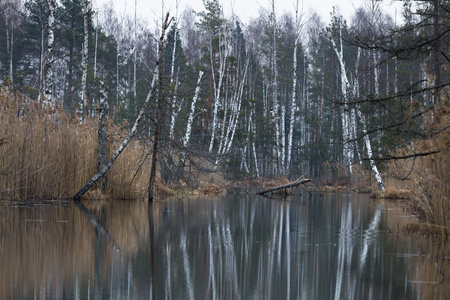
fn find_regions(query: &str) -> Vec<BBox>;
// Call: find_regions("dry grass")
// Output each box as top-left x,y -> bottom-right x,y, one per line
408,100 -> 450,235
372,187 -> 412,199
0,89 -> 150,201
386,98 -> 450,236
193,182 -> 225,196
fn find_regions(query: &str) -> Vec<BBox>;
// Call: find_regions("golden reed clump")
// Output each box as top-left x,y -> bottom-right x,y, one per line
387,96 -> 450,236
410,99 -> 450,234
0,88 -> 149,200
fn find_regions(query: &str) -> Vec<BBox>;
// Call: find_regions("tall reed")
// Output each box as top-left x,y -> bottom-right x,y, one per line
387,99 -> 450,236
0,89 -> 149,200
410,100 -> 450,235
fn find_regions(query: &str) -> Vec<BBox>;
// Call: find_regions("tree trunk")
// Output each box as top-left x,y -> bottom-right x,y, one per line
208,32 -> 227,153
44,0 -> 56,106
80,0 -> 90,120
178,70 -> 204,173
287,16 -> 299,172
354,47 -> 384,190
97,76 -> 108,192
328,24 -> 353,180
148,13 -> 170,202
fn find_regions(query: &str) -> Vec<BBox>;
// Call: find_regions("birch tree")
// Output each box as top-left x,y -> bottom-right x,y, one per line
79,0 -> 91,120
354,48 -> 385,191
43,0 -> 56,106
327,15 -> 354,180
97,75 -> 108,192
177,70 -> 204,174
286,1 -> 304,173
269,1 -> 282,174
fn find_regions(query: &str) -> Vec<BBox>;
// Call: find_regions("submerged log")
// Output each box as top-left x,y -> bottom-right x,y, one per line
256,179 -> 312,195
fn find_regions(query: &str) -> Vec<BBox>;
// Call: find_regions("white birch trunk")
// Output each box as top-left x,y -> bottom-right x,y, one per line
97,76 -> 108,192
208,31 -> 227,153
169,20 -> 179,141
373,50 -> 379,96
80,0 -> 90,120
329,25 -> 353,179
224,59 -> 249,154
354,47 -> 384,190
272,11 -> 281,174
287,4 -> 300,172
169,73 -> 180,140
44,0 -> 56,107
8,28 -> 13,82
39,27 -> 45,102
281,103 -> 286,173
94,26 -> 98,79
183,71 -> 204,146
6,21 -> 10,80
133,0 -> 137,102
287,49 -> 297,173
252,112 -> 260,177
394,59 -> 398,94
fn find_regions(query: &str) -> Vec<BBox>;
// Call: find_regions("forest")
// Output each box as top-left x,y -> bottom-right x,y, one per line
0,0 -> 448,226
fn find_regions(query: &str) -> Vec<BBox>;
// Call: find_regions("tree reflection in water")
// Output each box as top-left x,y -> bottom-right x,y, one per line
0,193 -> 448,299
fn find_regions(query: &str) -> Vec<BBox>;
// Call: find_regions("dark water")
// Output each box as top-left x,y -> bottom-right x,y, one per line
0,192 -> 448,299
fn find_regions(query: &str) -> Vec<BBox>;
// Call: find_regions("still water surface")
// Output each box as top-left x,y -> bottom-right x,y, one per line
0,192 -> 448,299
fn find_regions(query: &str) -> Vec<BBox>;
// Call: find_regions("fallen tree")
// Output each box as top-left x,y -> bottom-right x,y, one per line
256,178 -> 312,195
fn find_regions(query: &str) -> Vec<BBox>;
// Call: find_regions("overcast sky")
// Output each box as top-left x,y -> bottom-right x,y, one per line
94,0 -> 403,27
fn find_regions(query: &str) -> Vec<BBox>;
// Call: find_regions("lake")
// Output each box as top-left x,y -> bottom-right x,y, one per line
0,192 -> 448,299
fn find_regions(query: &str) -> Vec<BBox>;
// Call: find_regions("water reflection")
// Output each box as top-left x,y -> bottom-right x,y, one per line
0,193 -> 448,299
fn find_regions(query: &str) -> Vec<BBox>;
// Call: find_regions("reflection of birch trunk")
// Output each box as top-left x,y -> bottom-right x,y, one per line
180,230 -> 194,300
359,205 -> 381,271
285,204 -> 291,300
206,224 -> 217,299
222,220 -> 239,298
164,236 -> 172,300
334,201 -> 353,300
127,262 -> 133,299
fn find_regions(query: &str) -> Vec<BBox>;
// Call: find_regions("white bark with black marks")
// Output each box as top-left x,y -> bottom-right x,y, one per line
328,23 -> 353,180
44,0 -> 56,106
